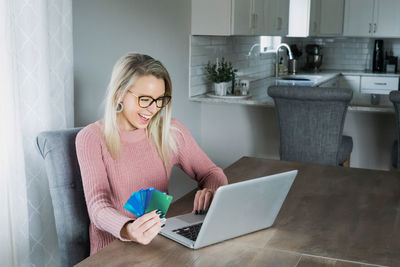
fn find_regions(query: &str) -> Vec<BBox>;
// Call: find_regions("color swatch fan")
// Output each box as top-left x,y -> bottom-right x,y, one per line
124,187 -> 173,217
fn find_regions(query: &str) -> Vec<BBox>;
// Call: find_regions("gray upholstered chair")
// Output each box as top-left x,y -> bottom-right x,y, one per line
390,90 -> 400,169
268,86 -> 353,166
36,127 -> 89,267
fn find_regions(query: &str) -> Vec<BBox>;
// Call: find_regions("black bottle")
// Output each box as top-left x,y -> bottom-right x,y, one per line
373,40 -> 384,73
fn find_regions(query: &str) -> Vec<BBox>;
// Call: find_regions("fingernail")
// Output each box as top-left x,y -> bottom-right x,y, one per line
160,218 -> 167,223
161,224 -> 165,228
198,210 -> 203,215
155,210 -> 163,215
203,205 -> 208,211
195,210 -> 199,215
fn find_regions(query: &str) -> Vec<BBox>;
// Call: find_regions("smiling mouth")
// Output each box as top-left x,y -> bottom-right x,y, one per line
139,114 -> 152,120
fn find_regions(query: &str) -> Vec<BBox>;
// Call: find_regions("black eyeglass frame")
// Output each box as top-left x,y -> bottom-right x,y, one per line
127,91 -> 171,108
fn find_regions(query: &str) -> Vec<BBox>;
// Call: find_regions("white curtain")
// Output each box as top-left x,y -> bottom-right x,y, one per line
0,0 -> 74,266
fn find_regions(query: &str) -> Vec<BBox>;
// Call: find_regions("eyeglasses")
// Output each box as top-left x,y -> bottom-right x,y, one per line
127,91 -> 171,108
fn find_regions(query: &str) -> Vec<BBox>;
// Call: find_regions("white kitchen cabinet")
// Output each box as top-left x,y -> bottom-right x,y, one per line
288,0 -> 344,37
192,0 -> 289,36
191,0 -> 232,35
343,0 -> 376,37
318,0 -> 344,36
344,0 -> 400,37
263,0 -> 289,36
374,0 -> 400,37
360,76 -> 399,95
339,75 -> 360,93
339,75 -> 366,104
231,0 -> 253,35
192,0 -> 259,35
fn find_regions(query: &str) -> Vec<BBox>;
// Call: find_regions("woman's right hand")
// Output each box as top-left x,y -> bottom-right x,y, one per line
121,210 -> 165,245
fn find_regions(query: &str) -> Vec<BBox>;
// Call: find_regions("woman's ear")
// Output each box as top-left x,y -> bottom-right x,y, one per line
114,90 -> 124,105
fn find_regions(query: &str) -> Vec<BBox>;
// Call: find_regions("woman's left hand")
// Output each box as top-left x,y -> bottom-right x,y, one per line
192,188 -> 214,215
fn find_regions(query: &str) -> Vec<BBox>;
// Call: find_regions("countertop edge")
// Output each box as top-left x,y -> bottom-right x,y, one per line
190,95 -> 394,113
189,70 -> 397,113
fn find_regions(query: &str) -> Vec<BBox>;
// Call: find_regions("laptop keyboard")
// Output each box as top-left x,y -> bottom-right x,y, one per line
172,223 -> 203,241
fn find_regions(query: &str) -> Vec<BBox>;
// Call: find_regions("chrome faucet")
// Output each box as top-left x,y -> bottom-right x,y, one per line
275,43 -> 293,77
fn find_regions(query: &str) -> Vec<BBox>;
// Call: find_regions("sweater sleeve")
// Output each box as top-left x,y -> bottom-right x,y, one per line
173,119 -> 228,190
75,126 -> 132,241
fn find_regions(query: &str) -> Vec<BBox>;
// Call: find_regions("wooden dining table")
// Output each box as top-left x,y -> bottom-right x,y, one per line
76,157 -> 400,267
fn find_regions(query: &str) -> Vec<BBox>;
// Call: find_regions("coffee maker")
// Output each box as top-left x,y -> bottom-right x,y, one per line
305,44 -> 323,72
373,40 -> 384,73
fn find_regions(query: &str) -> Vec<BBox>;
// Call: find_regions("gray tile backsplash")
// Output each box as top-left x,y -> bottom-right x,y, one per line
190,36 -> 275,96
287,37 -> 400,71
191,35 -> 400,97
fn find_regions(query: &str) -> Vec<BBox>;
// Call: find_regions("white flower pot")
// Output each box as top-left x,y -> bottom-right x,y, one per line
214,81 -> 232,96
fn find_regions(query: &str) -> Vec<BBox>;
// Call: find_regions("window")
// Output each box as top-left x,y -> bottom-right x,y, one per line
260,36 -> 282,53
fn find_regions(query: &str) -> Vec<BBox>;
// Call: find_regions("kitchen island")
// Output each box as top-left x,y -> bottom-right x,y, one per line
190,71 -> 400,113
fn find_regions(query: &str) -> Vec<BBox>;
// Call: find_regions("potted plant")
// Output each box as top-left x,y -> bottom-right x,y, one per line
204,58 -> 237,96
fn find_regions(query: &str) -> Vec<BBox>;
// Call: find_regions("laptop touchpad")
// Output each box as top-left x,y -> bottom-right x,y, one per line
176,213 -> 205,224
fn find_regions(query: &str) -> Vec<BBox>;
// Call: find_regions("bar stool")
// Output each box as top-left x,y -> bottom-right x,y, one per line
268,85 -> 353,166
389,90 -> 400,169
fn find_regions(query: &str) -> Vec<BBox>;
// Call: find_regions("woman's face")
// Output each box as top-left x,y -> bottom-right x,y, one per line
118,75 -> 166,130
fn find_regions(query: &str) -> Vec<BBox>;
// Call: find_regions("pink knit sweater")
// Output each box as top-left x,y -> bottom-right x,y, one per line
75,119 -> 228,254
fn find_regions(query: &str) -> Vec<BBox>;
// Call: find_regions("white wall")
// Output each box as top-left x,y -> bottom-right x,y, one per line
73,0 -> 198,199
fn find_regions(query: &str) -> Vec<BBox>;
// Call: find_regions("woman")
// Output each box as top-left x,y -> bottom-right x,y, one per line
76,53 -> 228,254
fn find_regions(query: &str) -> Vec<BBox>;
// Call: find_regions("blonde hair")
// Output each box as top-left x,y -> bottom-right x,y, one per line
103,53 -> 176,167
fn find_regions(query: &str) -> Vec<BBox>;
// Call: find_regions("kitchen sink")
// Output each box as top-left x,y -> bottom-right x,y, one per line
280,77 -> 311,81
275,75 -> 324,86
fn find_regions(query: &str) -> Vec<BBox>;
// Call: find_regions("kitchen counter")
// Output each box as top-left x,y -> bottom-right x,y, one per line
190,71 -> 397,113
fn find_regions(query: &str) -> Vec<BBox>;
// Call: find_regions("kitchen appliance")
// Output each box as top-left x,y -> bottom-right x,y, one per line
305,44 -> 323,72
373,40 -> 384,73
385,55 -> 398,73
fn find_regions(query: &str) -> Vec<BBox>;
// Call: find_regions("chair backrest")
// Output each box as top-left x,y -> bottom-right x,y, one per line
268,86 -> 353,166
390,90 -> 400,168
36,127 -> 89,267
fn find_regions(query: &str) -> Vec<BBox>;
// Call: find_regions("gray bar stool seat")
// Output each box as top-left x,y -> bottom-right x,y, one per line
390,91 -> 400,168
268,86 -> 353,166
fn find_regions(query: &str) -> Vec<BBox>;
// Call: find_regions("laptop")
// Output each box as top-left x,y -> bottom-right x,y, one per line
160,170 -> 297,249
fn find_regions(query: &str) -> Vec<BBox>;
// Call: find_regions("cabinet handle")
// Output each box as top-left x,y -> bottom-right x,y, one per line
374,82 -> 387,86
255,13 -> 258,29
373,23 -> 377,33
313,22 -> 317,33
250,14 -> 255,29
368,23 -> 372,33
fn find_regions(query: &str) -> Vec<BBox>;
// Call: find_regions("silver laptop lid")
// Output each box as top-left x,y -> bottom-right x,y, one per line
194,170 -> 297,249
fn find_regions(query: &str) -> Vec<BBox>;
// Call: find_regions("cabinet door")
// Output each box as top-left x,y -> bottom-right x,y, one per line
232,0 -> 253,35
343,0 -> 374,37
191,0 -> 232,35
373,0 -> 400,37
252,0 -> 265,35
319,0 -> 344,36
263,0 -> 289,36
309,0 -> 321,36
